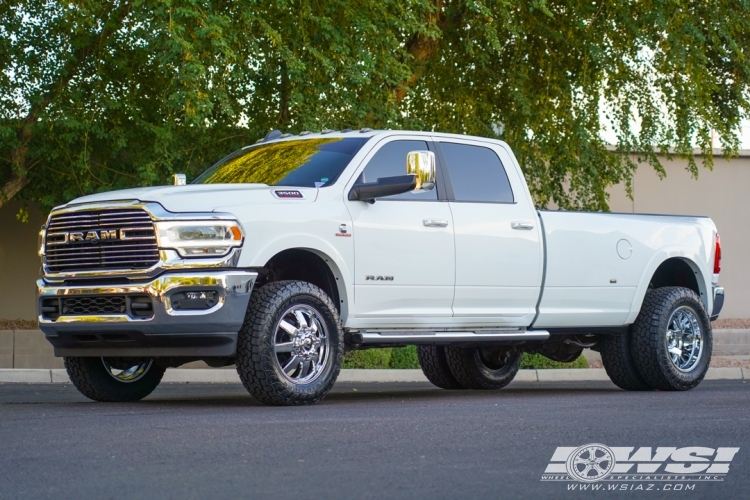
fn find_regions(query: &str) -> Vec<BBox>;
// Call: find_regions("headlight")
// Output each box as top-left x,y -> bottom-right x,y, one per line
155,221 -> 244,257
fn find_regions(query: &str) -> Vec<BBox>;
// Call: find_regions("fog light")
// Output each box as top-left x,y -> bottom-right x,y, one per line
171,291 -> 219,310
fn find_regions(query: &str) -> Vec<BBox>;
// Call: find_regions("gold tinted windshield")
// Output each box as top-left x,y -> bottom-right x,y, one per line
193,137 -> 368,187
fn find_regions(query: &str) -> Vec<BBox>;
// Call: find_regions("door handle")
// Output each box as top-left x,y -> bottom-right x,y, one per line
511,221 -> 535,230
423,219 -> 449,228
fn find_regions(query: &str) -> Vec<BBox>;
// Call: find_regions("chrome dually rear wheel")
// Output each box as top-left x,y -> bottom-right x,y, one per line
630,287 -> 712,391
665,306 -> 704,372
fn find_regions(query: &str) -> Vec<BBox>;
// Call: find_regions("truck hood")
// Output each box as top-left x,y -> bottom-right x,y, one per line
62,184 -> 318,212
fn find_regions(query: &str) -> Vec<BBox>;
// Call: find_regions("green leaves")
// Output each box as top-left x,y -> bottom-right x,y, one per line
1,0 -> 749,211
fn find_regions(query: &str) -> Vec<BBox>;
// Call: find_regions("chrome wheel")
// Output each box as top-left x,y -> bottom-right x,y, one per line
665,306 -> 703,372
101,358 -> 153,383
273,304 -> 330,385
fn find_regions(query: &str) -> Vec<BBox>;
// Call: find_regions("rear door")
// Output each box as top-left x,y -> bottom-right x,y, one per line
437,139 -> 543,327
345,137 -> 455,328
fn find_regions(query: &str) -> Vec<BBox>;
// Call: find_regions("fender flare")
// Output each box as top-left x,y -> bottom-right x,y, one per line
242,234 -> 353,322
624,248 -> 711,325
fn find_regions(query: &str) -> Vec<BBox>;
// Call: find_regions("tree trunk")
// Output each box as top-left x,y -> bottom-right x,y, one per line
394,0 -> 444,103
0,1 -> 133,209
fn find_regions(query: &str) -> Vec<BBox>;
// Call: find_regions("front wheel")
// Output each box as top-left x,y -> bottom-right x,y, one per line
444,346 -> 522,390
65,357 -> 165,402
235,281 -> 344,406
630,287 -> 712,391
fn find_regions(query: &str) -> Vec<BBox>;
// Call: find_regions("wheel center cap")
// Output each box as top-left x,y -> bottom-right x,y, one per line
293,330 -> 320,358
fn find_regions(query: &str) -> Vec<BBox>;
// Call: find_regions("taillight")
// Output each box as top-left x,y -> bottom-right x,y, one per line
713,234 -> 721,274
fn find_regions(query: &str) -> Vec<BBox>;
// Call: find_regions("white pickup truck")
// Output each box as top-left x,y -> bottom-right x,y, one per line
36,130 -> 725,405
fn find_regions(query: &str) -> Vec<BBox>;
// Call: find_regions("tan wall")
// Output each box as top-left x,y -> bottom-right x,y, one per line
0,153 -> 748,322
0,201 -> 46,321
607,153 -> 750,318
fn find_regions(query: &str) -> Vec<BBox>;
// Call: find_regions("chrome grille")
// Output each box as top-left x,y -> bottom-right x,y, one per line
44,209 -> 159,273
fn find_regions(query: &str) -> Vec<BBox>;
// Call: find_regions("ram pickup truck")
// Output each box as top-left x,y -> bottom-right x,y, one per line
36,130 -> 725,405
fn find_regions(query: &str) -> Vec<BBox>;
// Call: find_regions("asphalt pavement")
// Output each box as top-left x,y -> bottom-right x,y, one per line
0,380 -> 748,499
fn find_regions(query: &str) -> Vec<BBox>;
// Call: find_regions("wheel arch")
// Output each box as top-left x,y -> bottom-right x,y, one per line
260,247 -> 349,322
625,253 -> 711,324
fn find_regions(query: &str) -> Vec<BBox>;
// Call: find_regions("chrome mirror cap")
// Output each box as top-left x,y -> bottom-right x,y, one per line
406,151 -> 436,191
173,173 -> 187,186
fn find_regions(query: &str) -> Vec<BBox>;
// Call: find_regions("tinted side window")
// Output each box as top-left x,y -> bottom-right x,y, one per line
359,140 -> 437,201
440,143 -> 514,203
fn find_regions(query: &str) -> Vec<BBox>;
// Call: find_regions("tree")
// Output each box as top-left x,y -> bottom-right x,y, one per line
2,0 -> 749,213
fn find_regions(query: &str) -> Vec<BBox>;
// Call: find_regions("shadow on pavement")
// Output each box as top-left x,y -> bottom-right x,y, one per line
0,380 -> 632,407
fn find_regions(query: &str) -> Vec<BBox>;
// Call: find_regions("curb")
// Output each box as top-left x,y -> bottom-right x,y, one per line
0,368 -> 747,384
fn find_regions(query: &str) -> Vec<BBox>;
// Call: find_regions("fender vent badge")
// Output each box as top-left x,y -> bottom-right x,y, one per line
274,189 -> 304,199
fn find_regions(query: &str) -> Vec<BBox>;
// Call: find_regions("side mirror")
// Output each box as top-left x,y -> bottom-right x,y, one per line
348,175 -> 417,203
406,151 -> 436,191
347,150 -> 436,203
173,173 -> 187,186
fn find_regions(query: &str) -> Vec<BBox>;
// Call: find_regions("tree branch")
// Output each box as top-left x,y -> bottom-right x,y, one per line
0,174 -> 30,208
2,1 -> 133,207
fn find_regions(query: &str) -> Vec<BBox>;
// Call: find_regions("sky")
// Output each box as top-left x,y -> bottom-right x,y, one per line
711,119 -> 750,150
740,120 -> 750,149
600,116 -> 750,150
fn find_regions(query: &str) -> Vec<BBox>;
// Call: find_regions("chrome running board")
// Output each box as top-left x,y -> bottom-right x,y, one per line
348,329 -> 550,346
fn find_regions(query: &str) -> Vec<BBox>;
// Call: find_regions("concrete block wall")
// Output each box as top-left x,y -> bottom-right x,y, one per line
0,330 -> 13,368
713,330 -> 750,356
0,329 -> 64,369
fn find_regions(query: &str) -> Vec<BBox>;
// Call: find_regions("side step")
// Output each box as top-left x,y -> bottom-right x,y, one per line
347,330 -> 550,347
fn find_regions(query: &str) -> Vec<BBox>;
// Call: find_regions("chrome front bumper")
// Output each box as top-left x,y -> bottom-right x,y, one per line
36,270 -> 257,357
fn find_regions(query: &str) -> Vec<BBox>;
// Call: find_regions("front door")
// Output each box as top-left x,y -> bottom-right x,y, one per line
346,138 -> 455,328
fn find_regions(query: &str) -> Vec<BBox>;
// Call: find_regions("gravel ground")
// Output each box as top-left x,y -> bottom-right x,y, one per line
709,356 -> 750,368
713,319 -> 750,329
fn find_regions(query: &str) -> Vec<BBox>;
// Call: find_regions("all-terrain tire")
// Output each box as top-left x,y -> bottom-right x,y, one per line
64,357 -> 165,402
235,280 -> 344,406
630,287 -> 712,391
417,346 -> 465,389
444,346 -> 522,390
599,332 -> 653,391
